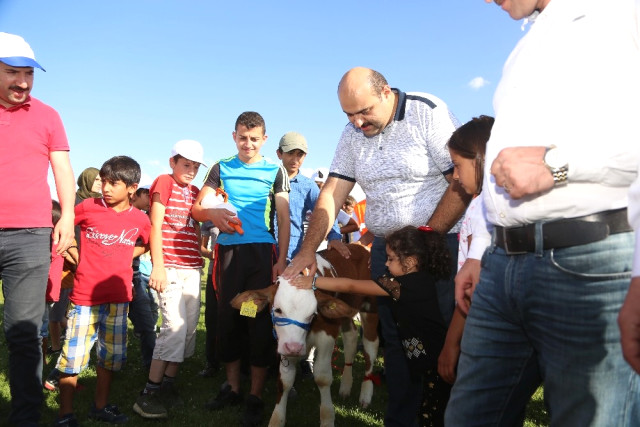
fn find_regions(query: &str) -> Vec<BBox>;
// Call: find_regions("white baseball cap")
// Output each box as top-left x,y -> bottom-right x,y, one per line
171,139 -> 206,166
0,32 -> 45,71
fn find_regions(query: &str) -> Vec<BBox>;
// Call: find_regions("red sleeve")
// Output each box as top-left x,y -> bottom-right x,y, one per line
139,213 -> 151,244
74,199 -> 87,226
48,108 -> 70,152
149,175 -> 173,206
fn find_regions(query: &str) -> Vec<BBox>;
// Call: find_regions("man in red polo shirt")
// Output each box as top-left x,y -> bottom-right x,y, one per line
0,32 -> 75,426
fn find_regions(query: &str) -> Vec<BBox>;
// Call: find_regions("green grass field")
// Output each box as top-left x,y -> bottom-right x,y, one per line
0,276 -> 549,426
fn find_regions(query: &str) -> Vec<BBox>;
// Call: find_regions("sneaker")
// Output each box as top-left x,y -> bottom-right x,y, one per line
133,393 -> 168,419
88,403 -> 128,424
44,369 -> 60,391
53,413 -> 79,427
299,360 -> 314,379
157,382 -> 184,408
241,394 -> 264,427
44,370 -> 86,392
205,384 -> 243,410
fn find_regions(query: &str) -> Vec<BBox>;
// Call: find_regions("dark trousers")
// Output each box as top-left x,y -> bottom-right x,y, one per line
204,269 -> 218,368
128,272 -> 158,368
1,228 -> 51,426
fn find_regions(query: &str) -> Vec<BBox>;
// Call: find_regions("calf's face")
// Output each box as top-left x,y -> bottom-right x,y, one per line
229,276 -> 360,358
272,277 -> 317,356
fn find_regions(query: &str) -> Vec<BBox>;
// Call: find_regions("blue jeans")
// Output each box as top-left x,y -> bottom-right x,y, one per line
373,234 -> 458,427
446,232 -> 640,426
128,272 -> 158,368
0,228 -> 51,426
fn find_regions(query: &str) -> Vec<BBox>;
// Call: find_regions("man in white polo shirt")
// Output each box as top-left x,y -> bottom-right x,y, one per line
284,67 -> 469,426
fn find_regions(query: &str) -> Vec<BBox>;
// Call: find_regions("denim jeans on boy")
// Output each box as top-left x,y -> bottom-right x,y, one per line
446,231 -> 640,426
128,272 -> 158,368
373,234 -> 457,427
0,228 -> 51,426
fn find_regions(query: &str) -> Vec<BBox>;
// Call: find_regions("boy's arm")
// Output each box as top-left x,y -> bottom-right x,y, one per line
200,234 -> 213,259
273,191 -> 290,281
63,244 -> 79,265
340,216 -> 359,234
50,150 -> 76,253
291,275 -> 387,296
132,244 -> 149,259
149,194 -> 168,292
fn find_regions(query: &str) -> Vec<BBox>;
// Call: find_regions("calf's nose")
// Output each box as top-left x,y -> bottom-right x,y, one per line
284,342 -> 304,355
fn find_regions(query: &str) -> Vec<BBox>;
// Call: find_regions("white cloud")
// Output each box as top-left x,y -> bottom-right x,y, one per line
468,76 -> 490,90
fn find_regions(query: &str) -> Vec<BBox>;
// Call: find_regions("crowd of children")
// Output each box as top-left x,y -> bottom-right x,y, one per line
38,111 -> 492,427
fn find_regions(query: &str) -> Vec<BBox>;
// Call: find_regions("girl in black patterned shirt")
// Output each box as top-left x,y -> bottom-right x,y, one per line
292,225 -> 451,426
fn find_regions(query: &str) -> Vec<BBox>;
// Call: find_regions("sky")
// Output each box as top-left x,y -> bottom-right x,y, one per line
0,0 -> 528,196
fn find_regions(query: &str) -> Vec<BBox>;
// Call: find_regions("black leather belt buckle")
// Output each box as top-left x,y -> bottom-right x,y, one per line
500,225 -> 530,255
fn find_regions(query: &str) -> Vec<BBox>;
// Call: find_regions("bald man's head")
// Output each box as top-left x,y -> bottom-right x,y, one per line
338,67 -> 388,98
337,67 -> 395,137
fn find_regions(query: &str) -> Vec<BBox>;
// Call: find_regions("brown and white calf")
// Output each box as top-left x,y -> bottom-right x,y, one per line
230,244 -> 379,427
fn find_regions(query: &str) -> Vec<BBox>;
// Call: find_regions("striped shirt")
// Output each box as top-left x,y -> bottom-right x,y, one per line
150,174 -> 203,269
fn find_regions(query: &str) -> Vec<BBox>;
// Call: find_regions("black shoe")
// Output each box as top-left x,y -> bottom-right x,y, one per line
241,394 -> 264,427
88,403 -> 129,424
53,414 -> 79,427
299,360 -> 314,379
48,346 -> 62,356
288,386 -> 298,401
205,384 -> 242,410
198,363 -> 219,378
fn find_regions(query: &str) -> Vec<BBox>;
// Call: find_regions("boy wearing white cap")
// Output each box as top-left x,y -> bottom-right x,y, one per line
0,32 -> 75,426
133,140 -> 206,419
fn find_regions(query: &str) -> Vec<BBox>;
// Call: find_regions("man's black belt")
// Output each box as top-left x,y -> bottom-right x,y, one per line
494,208 -> 632,255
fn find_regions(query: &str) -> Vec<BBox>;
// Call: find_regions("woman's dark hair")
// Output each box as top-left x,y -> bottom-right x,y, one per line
447,115 -> 494,193
385,226 -> 451,280
51,199 -> 61,225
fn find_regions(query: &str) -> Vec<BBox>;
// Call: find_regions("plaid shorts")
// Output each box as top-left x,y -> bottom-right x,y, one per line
56,302 -> 129,374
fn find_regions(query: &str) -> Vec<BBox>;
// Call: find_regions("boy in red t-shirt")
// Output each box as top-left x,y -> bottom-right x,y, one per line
54,156 -> 151,426
133,140 -> 205,420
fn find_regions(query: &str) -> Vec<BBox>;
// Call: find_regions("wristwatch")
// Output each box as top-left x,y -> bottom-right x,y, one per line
543,145 -> 568,186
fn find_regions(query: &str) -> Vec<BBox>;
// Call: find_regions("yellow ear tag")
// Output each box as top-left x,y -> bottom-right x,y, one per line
240,300 -> 258,318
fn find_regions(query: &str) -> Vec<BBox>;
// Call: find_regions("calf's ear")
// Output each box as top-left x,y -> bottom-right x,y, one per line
316,292 -> 359,319
230,284 -> 278,312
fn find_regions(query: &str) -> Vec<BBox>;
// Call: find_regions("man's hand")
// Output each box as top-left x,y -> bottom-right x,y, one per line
327,239 -> 351,259
490,146 -> 554,199
455,259 -> 481,315
53,213 -> 74,254
619,277 -> 640,374
282,250 -> 318,279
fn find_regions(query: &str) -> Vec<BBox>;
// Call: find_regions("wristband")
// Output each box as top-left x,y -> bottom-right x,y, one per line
311,276 -> 318,291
